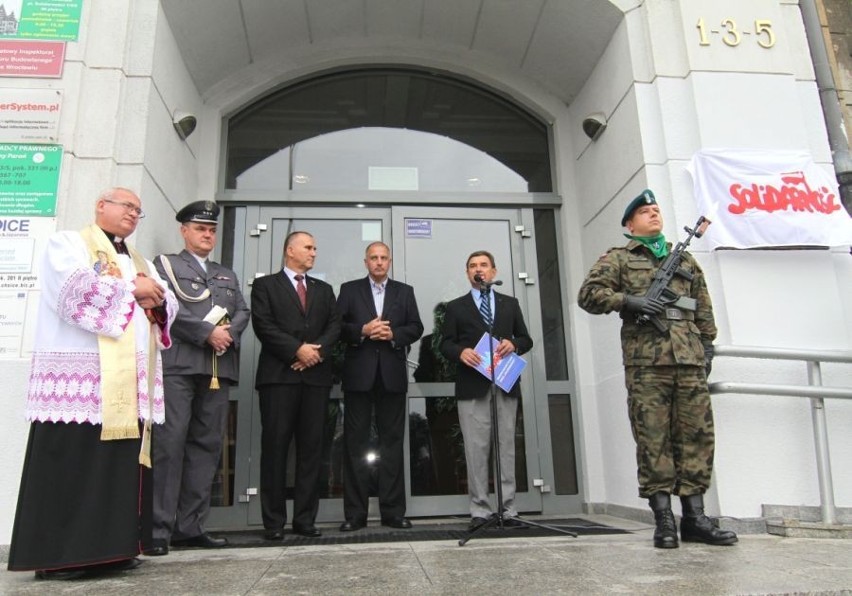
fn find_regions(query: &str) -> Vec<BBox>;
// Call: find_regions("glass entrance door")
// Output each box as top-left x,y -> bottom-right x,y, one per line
207,204 -> 546,528
249,207 -> 392,526
393,206 -> 543,517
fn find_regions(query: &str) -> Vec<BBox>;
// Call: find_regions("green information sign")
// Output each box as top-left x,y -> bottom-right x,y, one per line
11,1 -> 82,42
0,144 -> 62,216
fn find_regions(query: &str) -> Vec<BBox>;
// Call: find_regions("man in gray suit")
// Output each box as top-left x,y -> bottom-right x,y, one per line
147,201 -> 250,556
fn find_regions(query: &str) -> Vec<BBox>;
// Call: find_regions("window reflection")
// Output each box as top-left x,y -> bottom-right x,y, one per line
235,147 -> 291,191
280,400 -> 345,500
409,397 -> 465,496
412,302 -> 457,384
534,209 -> 569,380
409,396 -> 528,497
211,402 -> 237,507
236,128 -> 528,192
548,394 -> 578,494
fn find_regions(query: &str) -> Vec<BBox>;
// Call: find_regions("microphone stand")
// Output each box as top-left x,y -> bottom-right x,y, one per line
459,278 -> 577,546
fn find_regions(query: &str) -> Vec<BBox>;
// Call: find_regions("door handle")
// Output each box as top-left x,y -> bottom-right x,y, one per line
247,273 -> 267,286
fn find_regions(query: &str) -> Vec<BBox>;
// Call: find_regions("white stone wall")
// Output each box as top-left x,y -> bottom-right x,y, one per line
0,0 -> 201,543
1,0 -> 849,546
568,0 -> 852,519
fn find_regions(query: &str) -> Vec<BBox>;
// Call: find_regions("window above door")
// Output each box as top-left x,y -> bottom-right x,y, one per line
225,68 -> 553,193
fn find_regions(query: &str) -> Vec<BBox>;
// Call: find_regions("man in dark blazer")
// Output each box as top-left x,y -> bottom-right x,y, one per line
440,250 -> 533,531
336,242 -> 423,531
149,201 -> 250,556
250,231 -> 341,540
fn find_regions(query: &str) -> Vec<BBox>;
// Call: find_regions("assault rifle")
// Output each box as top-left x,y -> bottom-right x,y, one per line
637,216 -> 711,333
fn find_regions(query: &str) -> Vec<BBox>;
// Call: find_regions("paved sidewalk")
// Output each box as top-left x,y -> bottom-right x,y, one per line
1,515 -> 850,595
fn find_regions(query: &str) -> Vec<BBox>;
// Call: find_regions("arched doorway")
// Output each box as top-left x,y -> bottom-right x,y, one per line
210,67 -> 578,528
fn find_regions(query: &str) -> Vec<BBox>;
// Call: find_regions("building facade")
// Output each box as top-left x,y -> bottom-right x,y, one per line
0,0 -> 850,543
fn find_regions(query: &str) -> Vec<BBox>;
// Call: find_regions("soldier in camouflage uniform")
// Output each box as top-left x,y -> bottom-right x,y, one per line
578,189 -> 737,549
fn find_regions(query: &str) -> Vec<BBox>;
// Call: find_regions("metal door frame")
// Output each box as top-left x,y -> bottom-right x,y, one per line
392,206 -> 547,517
208,203 -> 565,528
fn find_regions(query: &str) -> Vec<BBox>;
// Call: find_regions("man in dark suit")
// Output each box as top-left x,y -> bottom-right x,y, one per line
440,250 -> 533,531
251,231 -> 341,540
337,242 -> 424,531
149,201 -> 250,555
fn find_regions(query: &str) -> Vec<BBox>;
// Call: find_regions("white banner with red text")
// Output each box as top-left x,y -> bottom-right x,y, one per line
686,149 -> 852,249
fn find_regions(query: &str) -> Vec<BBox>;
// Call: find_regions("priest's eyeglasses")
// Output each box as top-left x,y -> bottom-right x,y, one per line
104,198 -> 146,218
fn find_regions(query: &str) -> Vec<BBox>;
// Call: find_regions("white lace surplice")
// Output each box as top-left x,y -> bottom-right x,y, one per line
25,231 -> 176,425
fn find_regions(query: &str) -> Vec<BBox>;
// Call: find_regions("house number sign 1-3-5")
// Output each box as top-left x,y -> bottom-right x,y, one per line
696,18 -> 776,49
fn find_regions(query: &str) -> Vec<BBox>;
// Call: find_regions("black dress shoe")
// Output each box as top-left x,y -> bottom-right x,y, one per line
143,539 -> 169,556
87,558 -> 144,574
171,532 -> 228,548
35,568 -> 88,581
264,528 -> 285,541
502,517 -> 528,529
339,520 -> 366,532
381,516 -> 412,529
468,516 -> 489,532
293,524 -> 322,538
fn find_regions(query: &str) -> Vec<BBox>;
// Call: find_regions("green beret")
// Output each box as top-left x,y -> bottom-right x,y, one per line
176,200 -> 220,224
621,189 -> 657,226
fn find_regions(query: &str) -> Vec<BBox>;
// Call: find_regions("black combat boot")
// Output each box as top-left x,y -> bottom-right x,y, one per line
680,494 -> 738,545
648,492 -> 679,549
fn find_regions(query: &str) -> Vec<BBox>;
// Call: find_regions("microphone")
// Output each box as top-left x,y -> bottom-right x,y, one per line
474,273 -> 502,286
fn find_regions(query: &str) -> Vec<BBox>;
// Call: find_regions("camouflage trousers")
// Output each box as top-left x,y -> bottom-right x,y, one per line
624,365 -> 715,498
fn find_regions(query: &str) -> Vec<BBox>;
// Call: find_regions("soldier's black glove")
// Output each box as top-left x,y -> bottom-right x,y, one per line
623,295 -> 666,316
702,340 -> 714,376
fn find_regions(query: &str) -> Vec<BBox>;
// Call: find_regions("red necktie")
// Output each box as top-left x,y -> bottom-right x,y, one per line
295,274 -> 307,310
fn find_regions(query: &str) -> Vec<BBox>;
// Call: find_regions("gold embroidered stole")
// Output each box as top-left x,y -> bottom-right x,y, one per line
80,225 -> 156,466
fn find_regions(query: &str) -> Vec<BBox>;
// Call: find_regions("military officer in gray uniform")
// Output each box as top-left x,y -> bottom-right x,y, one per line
578,189 -> 737,550
146,201 -> 250,556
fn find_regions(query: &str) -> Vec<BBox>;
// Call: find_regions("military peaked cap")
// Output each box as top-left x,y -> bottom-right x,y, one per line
176,200 -> 220,224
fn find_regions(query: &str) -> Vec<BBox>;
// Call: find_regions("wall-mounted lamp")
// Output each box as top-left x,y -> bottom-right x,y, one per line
172,110 -> 197,140
582,112 -> 607,141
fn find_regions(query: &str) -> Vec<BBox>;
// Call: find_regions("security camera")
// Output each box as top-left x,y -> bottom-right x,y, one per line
172,110 -> 197,140
582,113 -> 607,141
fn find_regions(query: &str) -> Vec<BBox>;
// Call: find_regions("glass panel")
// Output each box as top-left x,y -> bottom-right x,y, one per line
285,128 -> 527,192
235,147 -> 291,190
322,399 -> 344,499
211,401 -> 237,507
548,394 -> 578,495
220,206 -> 237,269
260,215 -> 389,501
409,396 -> 528,496
282,400 -> 344,499
227,68 -> 552,192
412,303 -> 457,384
269,217 -> 385,293
534,209 -> 569,380
515,404 -> 529,494
410,396 -> 465,496
403,217 -> 514,377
